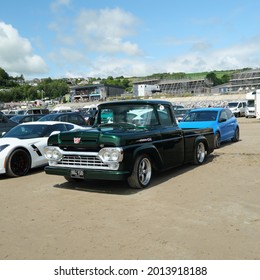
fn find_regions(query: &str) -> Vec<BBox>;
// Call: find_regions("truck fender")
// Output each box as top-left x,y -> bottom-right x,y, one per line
131,144 -> 163,172
193,135 -> 209,153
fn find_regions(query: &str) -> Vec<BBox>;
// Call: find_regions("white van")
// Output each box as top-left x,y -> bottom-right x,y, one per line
254,89 -> 260,119
245,91 -> 256,118
51,106 -> 72,113
227,101 -> 246,117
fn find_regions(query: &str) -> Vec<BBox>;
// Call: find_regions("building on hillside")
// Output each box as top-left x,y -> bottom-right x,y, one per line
229,68 -> 260,92
133,84 -> 161,97
69,84 -> 125,102
132,77 -> 210,96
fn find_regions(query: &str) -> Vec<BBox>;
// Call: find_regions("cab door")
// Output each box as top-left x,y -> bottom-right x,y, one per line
157,105 -> 184,168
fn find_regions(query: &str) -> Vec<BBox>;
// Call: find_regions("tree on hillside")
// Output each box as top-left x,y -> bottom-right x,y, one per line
206,72 -> 221,86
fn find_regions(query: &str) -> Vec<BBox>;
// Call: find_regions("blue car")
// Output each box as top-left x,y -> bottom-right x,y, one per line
178,107 -> 239,148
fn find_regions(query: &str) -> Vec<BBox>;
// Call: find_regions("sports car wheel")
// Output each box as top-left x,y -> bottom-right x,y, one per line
6,149 -> 31,177
214,132 -> 221,149
127,154 -> 152,189
193,141 -> 206,165
231,127 -> 239,142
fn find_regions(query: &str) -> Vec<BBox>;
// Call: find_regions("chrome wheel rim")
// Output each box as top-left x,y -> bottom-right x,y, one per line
197,142 -> 206,163
138,158 -> 152,186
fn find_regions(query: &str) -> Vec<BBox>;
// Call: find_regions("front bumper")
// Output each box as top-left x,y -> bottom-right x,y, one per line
44,166 -> 130,181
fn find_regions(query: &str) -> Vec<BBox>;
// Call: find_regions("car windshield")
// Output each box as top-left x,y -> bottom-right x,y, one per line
3,124 -> 51,139
182,111 -> 218,121
228,102 -> 238,108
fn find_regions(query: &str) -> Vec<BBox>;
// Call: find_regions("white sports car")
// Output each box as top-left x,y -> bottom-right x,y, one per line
0,121 -> 85,177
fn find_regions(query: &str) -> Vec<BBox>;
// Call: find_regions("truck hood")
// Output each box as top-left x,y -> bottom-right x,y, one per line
49,127 -> 158,149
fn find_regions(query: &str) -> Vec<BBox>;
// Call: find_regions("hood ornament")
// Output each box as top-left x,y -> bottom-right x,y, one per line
73,137 -> 81,144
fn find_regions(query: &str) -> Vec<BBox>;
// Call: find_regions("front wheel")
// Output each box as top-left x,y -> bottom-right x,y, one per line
6,149 -> 31,177
127,155 -> 152,189
193,141 -> 207,165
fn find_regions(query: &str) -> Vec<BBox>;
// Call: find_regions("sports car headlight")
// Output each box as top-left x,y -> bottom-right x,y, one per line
44,147 -> 63,161
98,147 -> 123,162
0,144 -> 9,152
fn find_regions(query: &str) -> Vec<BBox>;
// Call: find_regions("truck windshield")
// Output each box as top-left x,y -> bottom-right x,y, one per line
96,104 -> 158,127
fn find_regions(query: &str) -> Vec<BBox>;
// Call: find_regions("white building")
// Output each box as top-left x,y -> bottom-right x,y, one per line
133,84 -> 161,97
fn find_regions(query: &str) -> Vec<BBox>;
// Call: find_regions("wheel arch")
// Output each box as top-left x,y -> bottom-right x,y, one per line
131,145 -> 163,172
193,135 -> 210,154
5,146 -> 32,170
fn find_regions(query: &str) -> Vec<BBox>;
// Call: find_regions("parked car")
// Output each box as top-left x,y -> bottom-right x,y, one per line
178,107 -> 239,148
227,101 -> 246,117
51,106 -> 72,113
37,112 -> 88,127
0,111 -> 18,134
172,104 -> 184,110
10,114 -> 47,124
0,121 -> 84,177
174,108 -> 192,122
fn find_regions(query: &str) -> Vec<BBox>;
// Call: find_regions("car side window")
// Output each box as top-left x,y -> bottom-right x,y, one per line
23,116 -> 31,123
68,114 -> 83,125
58,115 -> 67,122
219,110 -> 228,120
65,124 -> 74,130
225,109 -> 233,119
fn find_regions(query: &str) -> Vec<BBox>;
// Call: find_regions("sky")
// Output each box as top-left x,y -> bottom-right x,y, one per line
1,0 -> 260,80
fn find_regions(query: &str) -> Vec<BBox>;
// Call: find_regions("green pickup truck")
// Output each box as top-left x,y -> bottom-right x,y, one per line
44,100 -> 215,188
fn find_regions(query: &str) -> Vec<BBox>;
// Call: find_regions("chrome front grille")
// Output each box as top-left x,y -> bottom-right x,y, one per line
56,154 -> 109,169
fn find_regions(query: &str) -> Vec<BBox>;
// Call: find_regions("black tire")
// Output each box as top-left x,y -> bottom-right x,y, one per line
193,141 -> 207,165
231,127 -> 239,142
127,154 -> 152,189
214,132 -> 221,149
6,149 -> 31,177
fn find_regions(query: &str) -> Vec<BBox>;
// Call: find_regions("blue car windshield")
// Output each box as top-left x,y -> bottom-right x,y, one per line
183,111 -> 218,121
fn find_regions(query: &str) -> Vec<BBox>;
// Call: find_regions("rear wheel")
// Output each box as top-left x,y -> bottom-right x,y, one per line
231,127 -> 239,142
6,149 -> 31,177
127,155 -> 152,189
214,132 -> 221,148
193,141 -> 207,165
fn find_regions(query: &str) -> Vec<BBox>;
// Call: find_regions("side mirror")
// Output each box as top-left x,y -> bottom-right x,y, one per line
219,117 -> 227,123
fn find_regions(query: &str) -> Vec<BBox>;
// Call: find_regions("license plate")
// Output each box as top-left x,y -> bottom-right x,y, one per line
70,169 -> 84,178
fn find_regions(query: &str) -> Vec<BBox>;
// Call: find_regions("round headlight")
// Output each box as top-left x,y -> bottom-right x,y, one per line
52,149 -> 62,160
44,148 -> 53,159
111,151 -> 119,161
103,151 -> 111,161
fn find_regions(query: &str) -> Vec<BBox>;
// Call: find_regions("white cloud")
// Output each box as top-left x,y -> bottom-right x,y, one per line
50,0 -> 71,13
0,21 -> 48,77
75,7 -> 142,55
163,36 -> 260,73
